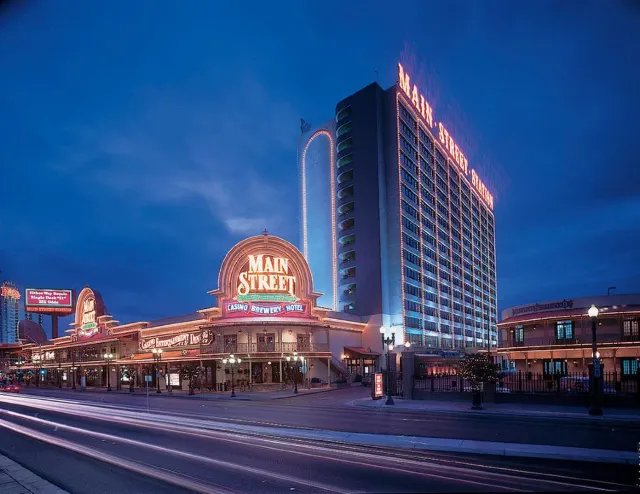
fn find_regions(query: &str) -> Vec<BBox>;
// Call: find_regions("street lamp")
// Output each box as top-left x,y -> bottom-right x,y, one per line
152,349 -> 163,394
103,353 -> 114,392
285,352 -> 304,394
588,304 -> 602,416
379,327 -> 396,405
15,358 -> 25,384
222,354 -> 242,397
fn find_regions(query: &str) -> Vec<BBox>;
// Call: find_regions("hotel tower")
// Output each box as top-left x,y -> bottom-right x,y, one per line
298,63 -> 498,353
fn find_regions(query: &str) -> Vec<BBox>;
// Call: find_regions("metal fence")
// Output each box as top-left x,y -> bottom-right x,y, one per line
413,374 -> 476,393
497,371 -> 639,396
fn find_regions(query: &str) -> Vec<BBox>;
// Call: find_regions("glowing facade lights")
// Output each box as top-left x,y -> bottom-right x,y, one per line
397,62 -> 494,211
300,130 -> 338,311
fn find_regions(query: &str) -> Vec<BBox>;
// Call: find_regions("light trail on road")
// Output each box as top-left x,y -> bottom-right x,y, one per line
0,393 -> 632,493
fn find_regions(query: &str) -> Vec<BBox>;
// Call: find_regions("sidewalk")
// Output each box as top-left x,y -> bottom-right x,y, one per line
22,385 -> 338,402
350,397 -> 640,422
0,454 -> 68,494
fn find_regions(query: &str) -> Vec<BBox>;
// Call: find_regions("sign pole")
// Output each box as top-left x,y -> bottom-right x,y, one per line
145,376 -> 150,412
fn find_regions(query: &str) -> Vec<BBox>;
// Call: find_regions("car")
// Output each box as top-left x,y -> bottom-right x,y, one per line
560,376 -> 616,394
0,383 -> 20,393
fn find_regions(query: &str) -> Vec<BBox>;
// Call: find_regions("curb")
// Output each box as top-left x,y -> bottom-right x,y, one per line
0,453 -> 69,493
350,400 -> 640,423
192,421 -> 636,465
23,386 -> 337,402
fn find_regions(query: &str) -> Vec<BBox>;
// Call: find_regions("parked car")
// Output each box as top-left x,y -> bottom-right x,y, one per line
560,376 -> 616,394
0,383 -> 20,393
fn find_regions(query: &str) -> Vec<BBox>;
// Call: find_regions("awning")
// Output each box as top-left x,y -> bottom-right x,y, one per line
343,346 -> 380,357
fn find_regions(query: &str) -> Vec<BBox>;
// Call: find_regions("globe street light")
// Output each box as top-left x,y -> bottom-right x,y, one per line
103,353 -> 114,392
222,354 -> 242,398
379,327 -> 396,405
588,304 -> 602,416
152,348 -> 163,394
285,352 -> 304,394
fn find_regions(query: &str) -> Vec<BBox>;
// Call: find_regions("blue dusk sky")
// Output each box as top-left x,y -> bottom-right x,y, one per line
0,1 -> 638,334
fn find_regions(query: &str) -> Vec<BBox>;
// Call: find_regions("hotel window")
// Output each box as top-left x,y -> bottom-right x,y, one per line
514,325 -> 524,344
623,319 -> 639,340
555,320 -> 573,341
543,360 -> 567,376
621,358 -> 639,378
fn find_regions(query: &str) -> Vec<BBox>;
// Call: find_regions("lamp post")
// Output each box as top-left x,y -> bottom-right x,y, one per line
379,327 -> 396,405
103,353 -> 114,392
285,352 -> 304,394
222,354 -> 242,397
15,358 -> 25,384
152,349 -> 163,394
588,304 -> 603,416
71,352 -> 77,390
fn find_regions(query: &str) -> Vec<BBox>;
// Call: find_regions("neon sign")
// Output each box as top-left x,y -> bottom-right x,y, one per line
224,301 -> 307,318
398,63 -> 434,128
237,254 -> 297,302
1,285 -> 20,300
80,297 -> 98,336
397,62 -> 494,210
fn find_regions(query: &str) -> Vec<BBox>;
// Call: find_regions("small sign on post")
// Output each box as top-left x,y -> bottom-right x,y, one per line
593,359 -> 601,378
372,373 -> 383,400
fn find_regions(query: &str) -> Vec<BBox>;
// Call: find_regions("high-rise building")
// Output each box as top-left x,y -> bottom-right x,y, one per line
0,282 -> 21,344
298,63 -> 498,352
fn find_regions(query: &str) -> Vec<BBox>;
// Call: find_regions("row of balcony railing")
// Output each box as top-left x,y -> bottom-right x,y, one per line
505,336 -> 640,348
202,342 -> 329,354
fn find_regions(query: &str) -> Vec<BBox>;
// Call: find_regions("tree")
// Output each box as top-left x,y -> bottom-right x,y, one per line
457,353 -> 501,409
180,365 -> 202,395
122,365 -> 137,392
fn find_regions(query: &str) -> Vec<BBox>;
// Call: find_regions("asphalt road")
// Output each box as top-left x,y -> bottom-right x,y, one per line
15,387 -> 640,452
0,393 -> 635,493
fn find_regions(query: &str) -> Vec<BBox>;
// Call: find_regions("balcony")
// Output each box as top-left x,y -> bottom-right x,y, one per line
204,342 -> 330,355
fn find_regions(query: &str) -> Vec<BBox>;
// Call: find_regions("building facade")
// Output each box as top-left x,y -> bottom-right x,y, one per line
298,63 -> 498,361
497,294 -> 640,378
11,234 -> 384,390
1,282 -> 21,344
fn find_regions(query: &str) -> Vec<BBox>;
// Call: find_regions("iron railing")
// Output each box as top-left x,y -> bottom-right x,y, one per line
203,342 -> 329,355
497,371 -> 639,395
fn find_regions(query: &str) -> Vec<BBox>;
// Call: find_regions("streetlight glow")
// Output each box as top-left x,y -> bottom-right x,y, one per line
588,304 -> 599,318
404,341 -> 411,348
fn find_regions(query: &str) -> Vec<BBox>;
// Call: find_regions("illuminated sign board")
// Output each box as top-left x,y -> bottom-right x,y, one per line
397,62 -> 494,210
140,330 -> 212,351
79,297 -> 98,337
373,373 -> 384,399
25,289 -> 74,315
1,285 -> 20,300
222,252 -> 310,319
237,254 -> 296,301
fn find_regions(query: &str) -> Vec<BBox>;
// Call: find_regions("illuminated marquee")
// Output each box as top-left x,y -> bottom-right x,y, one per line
237,254 -> 297,302
397,62 -> 494,210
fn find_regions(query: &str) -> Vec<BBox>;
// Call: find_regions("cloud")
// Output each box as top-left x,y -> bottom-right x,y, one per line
49,72 -> 300,240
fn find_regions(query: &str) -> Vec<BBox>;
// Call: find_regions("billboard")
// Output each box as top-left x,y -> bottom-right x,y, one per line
25,289 -> 74,315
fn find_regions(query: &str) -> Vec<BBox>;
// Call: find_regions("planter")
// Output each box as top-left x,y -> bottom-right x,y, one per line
471,390 -> 483,409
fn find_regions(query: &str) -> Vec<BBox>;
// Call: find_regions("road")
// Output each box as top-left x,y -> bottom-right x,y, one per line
14,386 -> 640,451
0,390 -> 636,493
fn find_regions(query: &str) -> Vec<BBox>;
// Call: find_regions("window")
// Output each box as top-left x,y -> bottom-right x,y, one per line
621,358 -> 639,378
623,319 -> 639,341
514,325 -> 524,344
555,320 -> 573,341
543,360 -> 567,376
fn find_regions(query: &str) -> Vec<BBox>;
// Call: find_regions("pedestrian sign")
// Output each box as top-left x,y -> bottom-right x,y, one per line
145,375 -> 152,382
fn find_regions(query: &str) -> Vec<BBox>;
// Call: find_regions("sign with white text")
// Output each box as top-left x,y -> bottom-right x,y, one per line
25,289 -> 73,315
373,373 -> 384,399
